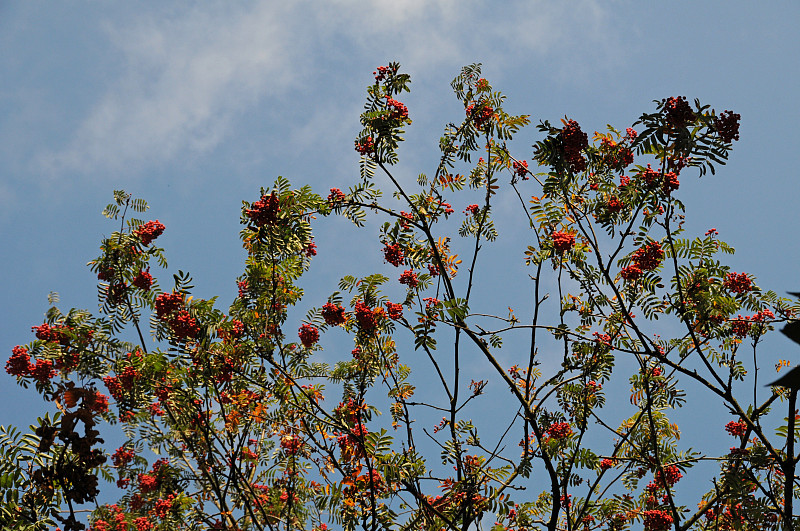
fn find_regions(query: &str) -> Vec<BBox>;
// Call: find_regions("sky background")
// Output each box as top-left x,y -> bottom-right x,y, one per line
2,0 -> 800,518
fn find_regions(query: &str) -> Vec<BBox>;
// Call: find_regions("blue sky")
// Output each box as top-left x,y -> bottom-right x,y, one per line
2,0 -> 799,515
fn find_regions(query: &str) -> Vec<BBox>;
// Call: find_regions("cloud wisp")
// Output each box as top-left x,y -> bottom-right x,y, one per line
36,0 -> 615,179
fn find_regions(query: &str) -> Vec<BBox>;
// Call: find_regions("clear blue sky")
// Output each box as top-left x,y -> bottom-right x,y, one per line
1,0 -> 799,512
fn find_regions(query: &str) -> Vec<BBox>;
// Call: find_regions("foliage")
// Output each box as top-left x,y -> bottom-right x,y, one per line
3,63 -> 800,531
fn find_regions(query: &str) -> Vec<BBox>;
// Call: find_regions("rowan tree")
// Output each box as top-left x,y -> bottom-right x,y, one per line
3,63 -> 800,531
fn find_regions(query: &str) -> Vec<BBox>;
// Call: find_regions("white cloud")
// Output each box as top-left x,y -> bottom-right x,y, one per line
37,0 -> 615,177
39,2 -> 302,175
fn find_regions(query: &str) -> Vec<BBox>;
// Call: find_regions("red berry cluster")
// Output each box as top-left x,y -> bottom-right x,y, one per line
436,200 -> 454,215
305,240 -> 317,257
134,220 -> 165,246
118,366 -> 139,391
599,458 -> 615,470
560,120 -> 588,173
384,96 -> 409,120
723,272 -> 752,294
298,324 -> 320,348
6,346 -> 31,376
620,264 -> 643,281
373,65 -> 396,82
715,110 -> 741,143
153,495 -> 176,518
651,464 -> 682,490
731,309 -> 775,338
328,188 -> 346,203
464,204 -> 479,216
32,323 -> 72,344
355,301 -> 380,331
466,102 -> 495,132
398,210 -> 415,229
512,159 -> 529,179
625,127 -> 638,139
634,242 -> 664,271
246,192 -> 280,227
280,434 -> 303,455
547,422 -> 572,439
321,302 -> 347,326
725,420 -> 747,437
5,345 -> 56,382
138,472 -> 159,493
399,270 -> 418,288
155,292 -> 183,319
132,269 -> 153,291
383,242 -> 404,267
551,230 -> 576,254
237,280 -> 249,299
385,302 -> 403,320
644,509 -> 673,531
638,165 -> 679,194
606,196 -> 625,214
593,332 -> 612,347
355,136 -> 375,155
475,78 -> 490,92
29,358 -> 55,382
621,242 -> 664,281
155,292 -> 199,340
112,446 -> 135,467
103,375 -> 124,400
664,96 -> 694,128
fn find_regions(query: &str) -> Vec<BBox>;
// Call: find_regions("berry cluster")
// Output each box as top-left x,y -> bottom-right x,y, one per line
606,196 -> 625,214
385,96 -> 409,120
560,120 -> 588,173
298,324 -> 320,348
281,434 -> 303,455
464,204 -> 479,216
715,110 -> 741,143
355,136 -> 375,155
321,302 -> 347,326
512,159 -> 529,179
651,464 -> 682,490
551,231 -> 576,254
328,188 -> 346,203
547,422 -> 572,439
32,323 -> 72,344
373,65 -> 397,83
246,192 -> 280,227
383,242 -> 404,267
134,220 -> 165,246
355,301 -> 380,331
644,509 -> 673,531
132,269 -> 153,291
5,345 -> 56,382
724,272 -> 752,294
112,446 -> 135,467
620,242 -> 664,281
725,420 -> 747,437
155,292 -> 183,319
155,292 -> 199,340
731,309 -> 775,338
385,302 -> 403,320
638,165 -> 679,194
399,270 -> 418,288
103,375 -> 124,400
466,102 -> 495,132
664,96 -> 694,128
118,366 -> 139,391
